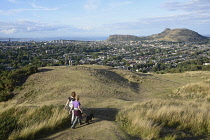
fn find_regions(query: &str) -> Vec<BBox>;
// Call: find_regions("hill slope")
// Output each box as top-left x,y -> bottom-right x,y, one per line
11,65 -> 143,106
149,28 -> 209,42
1,65 -> 210,139
107,35 -> 142,42
12,65 -> 209,105
107,28 -> 209,42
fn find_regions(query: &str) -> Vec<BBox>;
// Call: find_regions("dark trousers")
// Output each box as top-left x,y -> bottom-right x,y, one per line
71,116 -> 81,128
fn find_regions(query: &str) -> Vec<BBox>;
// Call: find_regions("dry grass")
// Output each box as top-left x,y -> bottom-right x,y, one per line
10,65 -> 141,106
1,65 -> 139,140
116,98 -> 210,139
10,66 -> 210,104
4,105 -> 70,140
1,66 -> 210,140
169,79 -> 210,101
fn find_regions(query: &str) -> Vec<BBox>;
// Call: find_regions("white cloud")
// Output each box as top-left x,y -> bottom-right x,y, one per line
0,20 -> 56,33
0,20 -> 91,37
98,8 -> 210,36
164,0 -> 210,11
160,0 -> 210,29
84,0 -> 101,11
76,26 -> 93,30
31,1 -> 58,11
0,0 -> 58,16
109,1 -> 133,8
0,7 -> 58,15
8,0 -> 17,3
0,28 -> 17,34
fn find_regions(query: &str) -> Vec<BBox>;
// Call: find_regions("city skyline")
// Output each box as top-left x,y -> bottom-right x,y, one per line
0,0 -> 210,39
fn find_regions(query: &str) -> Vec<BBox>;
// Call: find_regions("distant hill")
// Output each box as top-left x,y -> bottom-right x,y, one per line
107,35 -> 142,42
107,28 -> 209,42
149,28 -> 209,42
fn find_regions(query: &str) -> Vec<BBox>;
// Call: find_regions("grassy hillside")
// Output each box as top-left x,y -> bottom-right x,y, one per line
150,28 -> 209,42
117,71 -> 210,139
117,98 -> 209,140
0,65 -> 210,140
11,65 -> 142,105
107,35 -> 141,41
107,28 -> 209,42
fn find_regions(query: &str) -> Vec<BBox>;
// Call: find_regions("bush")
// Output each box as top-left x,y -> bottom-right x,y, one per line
0,91 -> 14,102
0,65 -> 38,102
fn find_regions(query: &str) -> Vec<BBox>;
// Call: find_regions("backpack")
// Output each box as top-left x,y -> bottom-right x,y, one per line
68,97 -> 75,108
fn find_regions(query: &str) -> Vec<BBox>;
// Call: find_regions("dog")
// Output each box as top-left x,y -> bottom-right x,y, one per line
85,113 -> 94,124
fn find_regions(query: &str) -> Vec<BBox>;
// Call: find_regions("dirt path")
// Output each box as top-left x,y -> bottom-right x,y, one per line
43,108 -> 135,140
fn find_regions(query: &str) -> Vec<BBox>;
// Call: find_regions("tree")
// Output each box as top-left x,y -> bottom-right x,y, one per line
92,52 -> 99,59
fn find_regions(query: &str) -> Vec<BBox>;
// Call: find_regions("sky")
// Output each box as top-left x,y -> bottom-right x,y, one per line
0,0 -> 210,39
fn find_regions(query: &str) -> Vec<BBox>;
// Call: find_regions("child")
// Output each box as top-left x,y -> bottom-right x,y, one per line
70,95 -> 83,129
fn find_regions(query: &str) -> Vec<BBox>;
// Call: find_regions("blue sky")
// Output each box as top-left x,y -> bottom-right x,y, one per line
0,0 -> 210,38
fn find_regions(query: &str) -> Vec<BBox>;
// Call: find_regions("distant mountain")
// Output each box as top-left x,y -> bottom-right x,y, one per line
107,28 -> 209,42
107,35 -> 142,42
149,28 -> 209,42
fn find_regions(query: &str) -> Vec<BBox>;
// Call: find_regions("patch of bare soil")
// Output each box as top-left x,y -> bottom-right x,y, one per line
43,108 -> 137,140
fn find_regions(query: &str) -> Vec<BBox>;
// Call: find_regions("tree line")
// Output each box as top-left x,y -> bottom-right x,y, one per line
153,57 -> 210,73
0,65 -> 38,101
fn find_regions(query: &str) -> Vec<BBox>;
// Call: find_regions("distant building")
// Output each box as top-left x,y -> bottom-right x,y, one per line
115,66 -> 129,70
203,63 -> 210,65
45,50 -> 54,54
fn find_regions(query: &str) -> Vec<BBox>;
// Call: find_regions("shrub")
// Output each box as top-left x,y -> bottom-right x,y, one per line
0,65 -> 38,102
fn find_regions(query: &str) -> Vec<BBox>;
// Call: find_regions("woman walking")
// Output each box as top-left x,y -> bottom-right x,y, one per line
70,95 -> 83,129
64,91 -> 76,124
